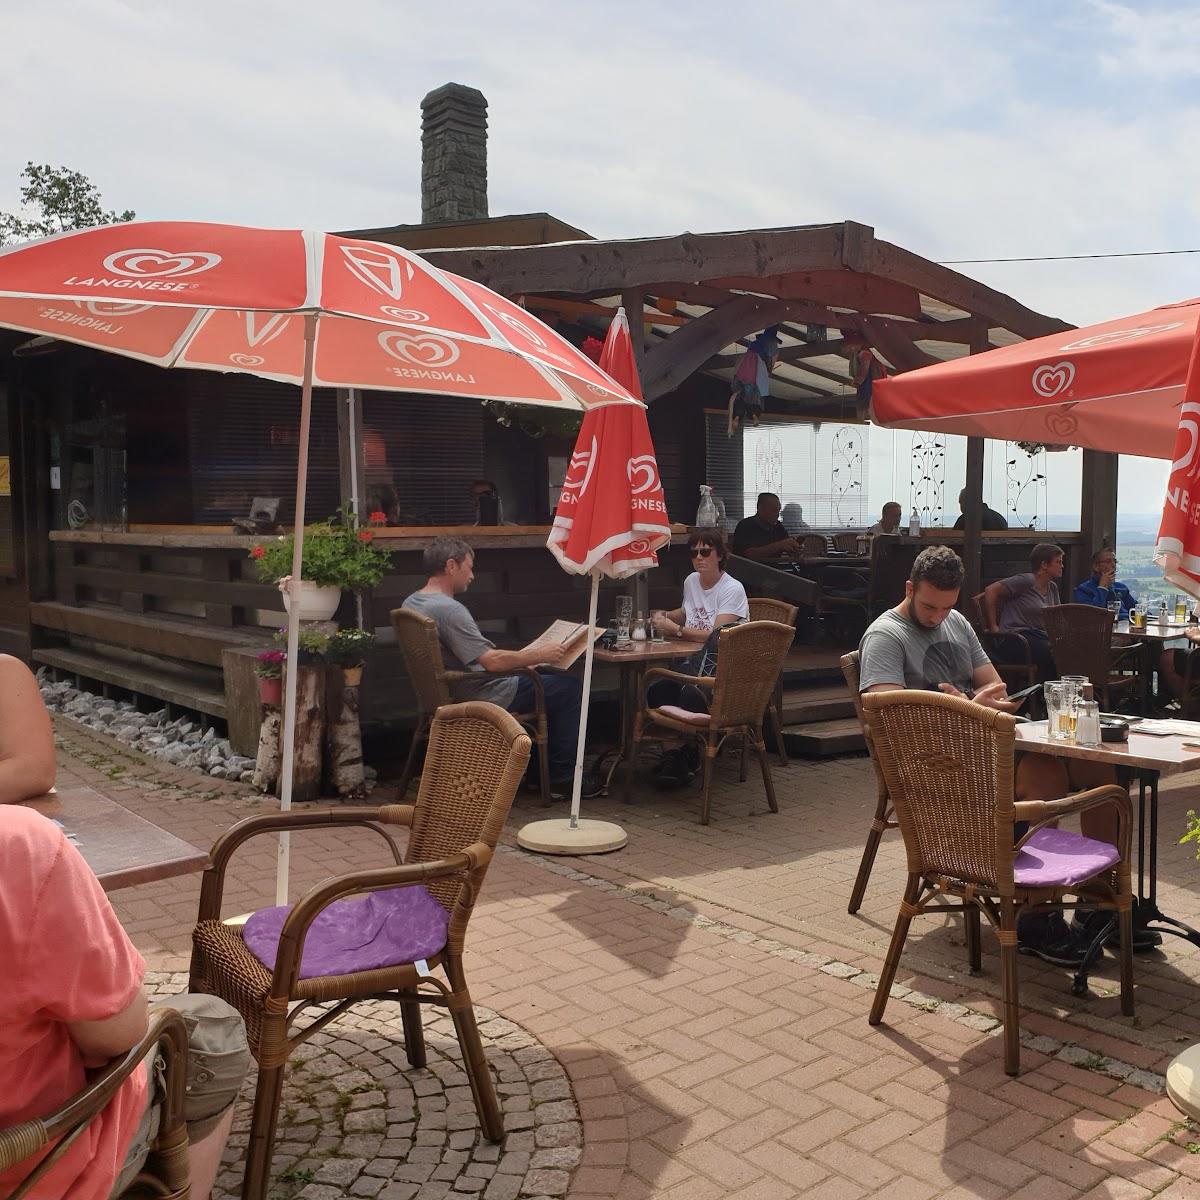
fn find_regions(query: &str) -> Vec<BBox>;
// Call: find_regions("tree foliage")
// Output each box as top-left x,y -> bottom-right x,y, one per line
0,162 -> 135,245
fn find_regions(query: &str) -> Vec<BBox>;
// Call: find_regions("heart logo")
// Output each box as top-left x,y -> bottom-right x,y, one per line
563,438 -> 598,498
242,312 -> 292,347
1063,322 -> 1183,351
102,249 -> 221,278
377,330 -> 460,368
627,455 -> 660,495
1031,361 -> 1075,398
74,300 -> 153,316
379,306 -> 430,323
1046,411 -> 1078,437
230,353 -> 264,368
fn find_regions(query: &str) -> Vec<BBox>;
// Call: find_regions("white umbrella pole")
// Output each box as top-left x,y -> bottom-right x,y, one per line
568,571 -> 601,829
276,314 -> 318,905
346,387 -> 365,631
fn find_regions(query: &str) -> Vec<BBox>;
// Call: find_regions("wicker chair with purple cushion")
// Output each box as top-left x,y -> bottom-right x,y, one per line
189,702 -> 530,1200
839,651 -> 897,915
861,689 -> 1133,1075
625,620 -> 795,825
747,597 -> 799,766
0,1008 -> 190,1200
392,606 -> 551,806
1043,603 -> 1141,709
968,591 -> 1038,691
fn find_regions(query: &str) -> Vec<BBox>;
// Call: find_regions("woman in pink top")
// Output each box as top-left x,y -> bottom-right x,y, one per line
0,655 -> 56,803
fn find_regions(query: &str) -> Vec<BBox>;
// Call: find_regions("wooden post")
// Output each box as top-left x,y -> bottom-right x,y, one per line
324,666 -> 365,795
1080,449 -> 1119,555
962,320 -> 990,600
621,289 -> 646,387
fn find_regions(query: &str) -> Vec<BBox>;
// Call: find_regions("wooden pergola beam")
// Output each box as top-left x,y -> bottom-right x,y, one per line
705,269 -> 923,319
861,316 -> 940,372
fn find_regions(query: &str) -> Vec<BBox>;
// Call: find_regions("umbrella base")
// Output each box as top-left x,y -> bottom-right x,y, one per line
516,818 -> 627,855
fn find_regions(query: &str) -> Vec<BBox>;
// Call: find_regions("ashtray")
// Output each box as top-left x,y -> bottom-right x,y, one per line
1099,716 -> 1131,743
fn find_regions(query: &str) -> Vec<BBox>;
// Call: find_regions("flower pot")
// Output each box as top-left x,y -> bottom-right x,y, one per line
257,676 -> 283,707
281,581 -> 342,621
342,665 -> 363,687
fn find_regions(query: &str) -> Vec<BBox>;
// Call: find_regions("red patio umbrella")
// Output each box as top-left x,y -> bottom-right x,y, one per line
1154,327 -> 1200,598
520,308 -> 671,854
0,221 -> 641,899
871,298 -> 1200,460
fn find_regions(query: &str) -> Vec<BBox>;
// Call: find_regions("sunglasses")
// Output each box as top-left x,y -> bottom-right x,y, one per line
690,546 -> 715,558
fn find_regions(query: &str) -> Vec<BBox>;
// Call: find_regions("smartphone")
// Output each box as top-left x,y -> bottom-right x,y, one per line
1005,682 -> 1042,702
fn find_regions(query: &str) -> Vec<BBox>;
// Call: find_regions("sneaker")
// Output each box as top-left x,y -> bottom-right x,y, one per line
543,772 -> 603,802
654,749 -> 694,789
1071,908 -> 1162,953
1017,910 -> 1089,968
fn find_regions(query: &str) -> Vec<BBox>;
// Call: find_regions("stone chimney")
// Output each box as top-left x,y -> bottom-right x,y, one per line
421,83 -> 488,224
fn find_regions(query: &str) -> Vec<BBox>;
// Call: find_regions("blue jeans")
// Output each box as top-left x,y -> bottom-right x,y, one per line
510,670 -> 583,782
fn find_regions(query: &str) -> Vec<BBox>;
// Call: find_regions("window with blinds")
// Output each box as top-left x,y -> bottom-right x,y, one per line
360,392 -> 484,526
186,373 -> 342,525
705,413 -> 870,530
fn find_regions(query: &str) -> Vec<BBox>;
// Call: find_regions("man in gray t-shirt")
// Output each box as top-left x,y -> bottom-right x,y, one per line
858,545 -> 1015,710
401,535 -> 599,799
981,543 -> 1064,680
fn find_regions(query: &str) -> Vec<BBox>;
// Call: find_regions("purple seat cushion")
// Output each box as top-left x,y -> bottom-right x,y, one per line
243,885 -> 449,979
1013,827 -> 1120,889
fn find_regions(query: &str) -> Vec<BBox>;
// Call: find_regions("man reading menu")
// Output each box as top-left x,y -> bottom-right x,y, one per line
403,536 -> 601,800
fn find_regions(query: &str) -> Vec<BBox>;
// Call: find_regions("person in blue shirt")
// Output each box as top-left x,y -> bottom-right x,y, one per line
1074,548 -> 1136,618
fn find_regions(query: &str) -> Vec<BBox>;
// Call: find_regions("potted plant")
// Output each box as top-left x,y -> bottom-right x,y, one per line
254,649 -> 285,706
327,628 -> 375,687
250,508 -> 392,620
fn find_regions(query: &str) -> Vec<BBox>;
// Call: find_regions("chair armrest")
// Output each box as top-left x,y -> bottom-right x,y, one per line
267,843 -> 494,997
980,629 -> 1033,665
0,1008 -> 188,1182
1014,785 -> 1132,859
196,805 -> 415,922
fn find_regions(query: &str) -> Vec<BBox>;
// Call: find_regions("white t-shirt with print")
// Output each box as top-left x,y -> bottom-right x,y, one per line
682,572 -> 749,631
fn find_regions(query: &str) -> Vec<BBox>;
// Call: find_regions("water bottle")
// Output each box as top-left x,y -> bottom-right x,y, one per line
908,507 -> 921,537
696,485 -> 719,528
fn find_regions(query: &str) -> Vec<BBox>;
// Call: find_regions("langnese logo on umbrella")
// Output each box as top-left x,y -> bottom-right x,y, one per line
378,330 -> 477,385
342,245 -> 415,301
1062,323 -> 1184,351
1164,403 -> 1200,516
35,299 -> 152,335
77,300 -> 154,317
379,306 -> 430,324
480,302 -> 570,368
230,353 -> 265,368
627,455 -> 660,495
559,437 -> 598,505
63,248 -> 221,293
1031,361 -> 1075,399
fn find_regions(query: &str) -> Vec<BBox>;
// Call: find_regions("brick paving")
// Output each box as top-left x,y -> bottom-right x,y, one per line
48,713 -> 1200,1198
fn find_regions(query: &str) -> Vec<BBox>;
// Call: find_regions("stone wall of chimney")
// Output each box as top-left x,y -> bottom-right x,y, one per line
421,83 -> 488,224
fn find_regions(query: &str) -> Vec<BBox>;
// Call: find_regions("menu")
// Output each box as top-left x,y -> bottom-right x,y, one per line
523,620 -> 604,669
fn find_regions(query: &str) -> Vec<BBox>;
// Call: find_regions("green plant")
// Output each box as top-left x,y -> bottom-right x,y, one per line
1182,810 -> 1200,859
251,507 -> 391,592
327,627 -> 375,668
484,400 -> 582,440
273,626 -> 330,665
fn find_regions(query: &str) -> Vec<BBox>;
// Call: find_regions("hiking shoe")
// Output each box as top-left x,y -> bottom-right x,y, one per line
1017,910 -> 1089,968
1071,908 -> 1162,952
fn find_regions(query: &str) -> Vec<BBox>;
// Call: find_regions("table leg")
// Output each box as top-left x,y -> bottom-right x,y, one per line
1129,769 -> 1200,947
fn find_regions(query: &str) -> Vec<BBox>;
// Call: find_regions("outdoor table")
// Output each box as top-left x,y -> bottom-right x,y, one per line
20,786 -> 208,891
1015,721 -> 1200,984
593,640 -> 698,793
1113,618 -> 1192,713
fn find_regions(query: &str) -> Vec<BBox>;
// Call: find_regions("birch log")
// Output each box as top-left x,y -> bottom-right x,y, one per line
252,707 -> 281,793
290,665 -> 326,802
325,668 -> 365,795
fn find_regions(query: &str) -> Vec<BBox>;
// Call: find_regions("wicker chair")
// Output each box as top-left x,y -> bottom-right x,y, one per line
798,534 -> 830,557
624,620 -> 795,824
392,606 -> 551,805
0,1008 -> 190,1200
840,651 -> 897,915
747,596 -> 799,766
831,531 -> 863,553
861,689 -> 1134,1075
1043,603 -> 1141,709
189,702 -> 530,1200
968,591 -> 1038,690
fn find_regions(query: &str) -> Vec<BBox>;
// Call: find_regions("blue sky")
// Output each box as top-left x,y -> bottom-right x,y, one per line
2,0 -> 1196,512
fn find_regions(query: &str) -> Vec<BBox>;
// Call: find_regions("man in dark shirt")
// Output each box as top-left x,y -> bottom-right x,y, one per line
731,492 -> 799,562
952,488 -> 1009,531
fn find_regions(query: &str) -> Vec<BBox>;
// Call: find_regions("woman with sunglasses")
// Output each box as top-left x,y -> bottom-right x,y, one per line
650,531 -> 749,786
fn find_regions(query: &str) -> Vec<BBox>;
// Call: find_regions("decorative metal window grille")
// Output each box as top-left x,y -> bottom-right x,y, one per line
1005,442 -> 1048,529
908,433 -> 946,526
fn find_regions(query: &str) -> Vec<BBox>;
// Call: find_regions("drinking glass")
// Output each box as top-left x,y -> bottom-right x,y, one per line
649,611 -> 666,643
1107,599 -> 1122,623
1060,673 -> 1093,703
1043,682 -> 1065,739
1177,594 -> 1188,622
615,595 -> 633,647
1076,701 -> 1101,747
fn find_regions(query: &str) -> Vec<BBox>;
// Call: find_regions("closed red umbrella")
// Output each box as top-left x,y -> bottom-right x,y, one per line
521,309 -> 671,854
1155,327 -> 1200,598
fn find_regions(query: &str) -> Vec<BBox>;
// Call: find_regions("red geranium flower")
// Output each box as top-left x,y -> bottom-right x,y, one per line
357,529 -> 374,542
368,510 -> 387,525
251,545 -> 266,559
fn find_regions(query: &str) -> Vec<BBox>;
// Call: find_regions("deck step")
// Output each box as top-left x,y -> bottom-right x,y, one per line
780,682 -> 855,725
782,717 -> 866,757
33,646 -> 228,718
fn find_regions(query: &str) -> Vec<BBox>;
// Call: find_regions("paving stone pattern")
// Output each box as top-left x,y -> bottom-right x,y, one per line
146,973 -> 581,1200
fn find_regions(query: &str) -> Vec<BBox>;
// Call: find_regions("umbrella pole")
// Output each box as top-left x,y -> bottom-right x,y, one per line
276,313 -> 318,905
569,571 -> 601,829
